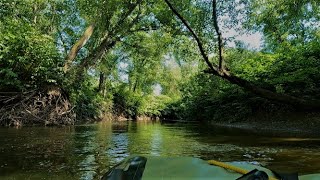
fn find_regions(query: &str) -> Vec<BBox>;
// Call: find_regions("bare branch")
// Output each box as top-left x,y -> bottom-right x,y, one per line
212,0 -> 224,70
163,0 -> 218,72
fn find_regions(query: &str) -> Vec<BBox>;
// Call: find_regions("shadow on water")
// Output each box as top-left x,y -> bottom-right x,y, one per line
0,121 -> 320,179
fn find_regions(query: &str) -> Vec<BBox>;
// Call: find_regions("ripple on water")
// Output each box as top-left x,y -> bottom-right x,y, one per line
0,122 -> 320,179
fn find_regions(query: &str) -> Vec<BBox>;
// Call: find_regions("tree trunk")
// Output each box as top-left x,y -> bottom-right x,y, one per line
68,0 -> 142,82
79,37 -> 117,70
205,69 -> 320,109
133,78 -> 139,93
212,0 -> 224,70
64,24 -> 95,73
98,72 -> 105,94
73,38 -> 118,83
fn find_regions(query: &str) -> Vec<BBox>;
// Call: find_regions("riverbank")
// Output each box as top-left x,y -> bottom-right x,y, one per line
0,87 -> 75,126
210,112 -> 320,137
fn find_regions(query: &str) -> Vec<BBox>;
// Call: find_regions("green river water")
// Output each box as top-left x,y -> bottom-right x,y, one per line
0,121 -> 320,179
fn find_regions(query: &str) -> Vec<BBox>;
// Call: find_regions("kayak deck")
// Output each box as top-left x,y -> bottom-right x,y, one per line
102,156 -> 320,180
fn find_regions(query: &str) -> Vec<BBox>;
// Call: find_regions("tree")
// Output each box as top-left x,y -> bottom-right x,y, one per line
247,0 -> 320,49
64,0 -> 144,77
163,0 -> 320,109
0,0 -> 63,91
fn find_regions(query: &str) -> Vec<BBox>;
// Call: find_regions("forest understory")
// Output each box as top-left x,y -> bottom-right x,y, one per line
1,86 -> 319,137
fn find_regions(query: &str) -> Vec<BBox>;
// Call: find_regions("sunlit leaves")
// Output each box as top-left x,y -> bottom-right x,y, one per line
247,0 -> 320,49
0,1 -> 62,91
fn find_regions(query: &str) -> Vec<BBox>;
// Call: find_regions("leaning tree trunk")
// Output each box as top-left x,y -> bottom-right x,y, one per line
205,69 -> 320,109
66,0 -> 142,81
63,24 -> 95,73
164,0 -> 320,110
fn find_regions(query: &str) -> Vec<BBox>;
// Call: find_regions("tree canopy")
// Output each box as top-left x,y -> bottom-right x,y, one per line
0,0 -> 319,125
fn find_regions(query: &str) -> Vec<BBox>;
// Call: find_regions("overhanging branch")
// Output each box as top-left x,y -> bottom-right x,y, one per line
164,0 -> 320,109
163,0 -> 218,72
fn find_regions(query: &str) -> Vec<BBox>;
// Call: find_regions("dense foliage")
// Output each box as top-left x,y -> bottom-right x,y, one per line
0,0 -> 319,124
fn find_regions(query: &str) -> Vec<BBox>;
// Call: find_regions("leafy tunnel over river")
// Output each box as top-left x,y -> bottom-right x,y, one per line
1,0 -> 320,179
1,121 -> 320,179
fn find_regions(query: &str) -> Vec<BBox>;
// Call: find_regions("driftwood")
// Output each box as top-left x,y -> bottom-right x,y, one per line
0,85 -> 75,126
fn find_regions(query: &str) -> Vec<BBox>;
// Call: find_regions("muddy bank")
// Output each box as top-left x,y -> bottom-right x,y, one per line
211,112 -> 320,137
99,114 -> 159,122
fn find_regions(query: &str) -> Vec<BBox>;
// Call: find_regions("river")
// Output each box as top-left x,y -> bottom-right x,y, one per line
0,121 -> 320,179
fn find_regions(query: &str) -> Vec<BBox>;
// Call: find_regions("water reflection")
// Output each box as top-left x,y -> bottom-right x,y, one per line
106,133 -> 129,163
150,127 -> 162,156
0,121 -> 320,179
74,126 -> 100,180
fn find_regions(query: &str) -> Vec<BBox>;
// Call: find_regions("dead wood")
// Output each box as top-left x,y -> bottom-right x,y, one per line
0,85 -> 76,126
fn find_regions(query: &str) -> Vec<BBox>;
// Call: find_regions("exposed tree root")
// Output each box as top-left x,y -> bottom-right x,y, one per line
0,85 -> 75,126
